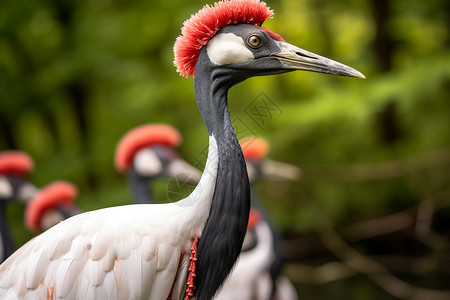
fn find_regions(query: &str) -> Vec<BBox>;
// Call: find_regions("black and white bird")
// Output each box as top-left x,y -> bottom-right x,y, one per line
0,151 -> 38,263
115,123 -> 201,204
0,0 -> 364,299
24,124 -> 198,233
216,137 -> 299,300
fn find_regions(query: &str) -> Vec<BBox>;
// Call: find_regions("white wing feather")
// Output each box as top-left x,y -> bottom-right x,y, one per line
0,137 -> 219,300
0,204 -> 196,300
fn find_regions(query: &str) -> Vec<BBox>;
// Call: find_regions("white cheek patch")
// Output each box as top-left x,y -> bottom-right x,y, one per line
134,148 -> 163,177
206,33 -> 255,66
41,210 -> 65,231
17,183 -> 39,203
0,176 -> 12,199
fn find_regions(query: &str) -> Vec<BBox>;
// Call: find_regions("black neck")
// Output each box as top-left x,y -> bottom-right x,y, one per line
129,167 -> 154,204
194,49 -> 251,300
0,202 -> 15,263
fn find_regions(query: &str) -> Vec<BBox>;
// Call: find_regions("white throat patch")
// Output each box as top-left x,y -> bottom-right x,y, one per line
206,33 -> 254,66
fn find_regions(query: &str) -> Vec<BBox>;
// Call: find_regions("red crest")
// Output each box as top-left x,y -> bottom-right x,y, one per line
115,124 -> 182,172
25,181 -> 78,232
240,136 -> 269,161
174,0 -> 274,78
0,151 -> 34,176
247,208 -> 262,229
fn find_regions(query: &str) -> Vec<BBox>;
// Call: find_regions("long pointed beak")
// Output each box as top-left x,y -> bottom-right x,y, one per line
261,159 -> 301,181
167,159 -> 202,184
274,41 -> 365,79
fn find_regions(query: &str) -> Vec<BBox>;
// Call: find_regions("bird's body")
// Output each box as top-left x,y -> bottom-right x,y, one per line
2,204 -> 186,299
218,201 -> 298,300
218,215 -> 297,300
0,137 -> 218,299
0,0 -> 363,298
216,210 -> 274,300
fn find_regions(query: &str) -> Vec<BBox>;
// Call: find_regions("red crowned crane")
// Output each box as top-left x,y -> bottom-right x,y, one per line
0,151 -> 38,263
115,124 -> 201,204
23,124 -> 200,234
216,137 -> 299,300
25,181 -> 80,233
0,152 -> 80,259
0,0 -> 364,299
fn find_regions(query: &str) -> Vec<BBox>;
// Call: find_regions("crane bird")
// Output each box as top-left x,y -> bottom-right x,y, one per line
0,0 -> 364,299
23,124 -> 201,235
25,181 -> 80,233
216,137 -> 299,300
115,130 -> 297,298
115,123 -> 201,204
0,151 -> 38,263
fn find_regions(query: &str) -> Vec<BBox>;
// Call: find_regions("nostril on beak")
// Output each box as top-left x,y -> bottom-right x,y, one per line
295,52 -> 318,59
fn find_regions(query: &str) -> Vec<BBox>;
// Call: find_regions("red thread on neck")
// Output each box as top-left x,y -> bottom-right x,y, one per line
185,235 -> 199,299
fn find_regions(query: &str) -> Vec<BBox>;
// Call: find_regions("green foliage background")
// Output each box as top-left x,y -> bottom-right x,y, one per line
1,0 -> 449,298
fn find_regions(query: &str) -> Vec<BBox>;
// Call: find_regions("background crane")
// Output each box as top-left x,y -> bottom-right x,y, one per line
23,124 -> 200,234
115,123 -> 201,204
0,151 -> 38,263
25,181 -> 80,232
217,137 -> 299,300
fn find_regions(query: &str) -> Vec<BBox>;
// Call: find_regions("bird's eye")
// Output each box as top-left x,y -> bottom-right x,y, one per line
247,35 -> 261,48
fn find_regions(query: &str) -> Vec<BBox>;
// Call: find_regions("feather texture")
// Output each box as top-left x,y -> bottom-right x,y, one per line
174,0 -> 274,77
0,137 -> 219,300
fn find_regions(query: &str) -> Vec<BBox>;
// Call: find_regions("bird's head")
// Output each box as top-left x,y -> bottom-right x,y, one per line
0,151 -> 38,204
174,0 -> 364,82
240,137 -> 301,183
115,124 -> 201,183
25,181 -> 79,232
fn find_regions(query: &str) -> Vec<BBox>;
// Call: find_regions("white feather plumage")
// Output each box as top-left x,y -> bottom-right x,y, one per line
0,137 -> 218,300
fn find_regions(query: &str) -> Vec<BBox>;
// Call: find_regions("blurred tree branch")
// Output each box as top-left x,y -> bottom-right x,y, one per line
284,188 -> 450,299
298,146 -> 450,182
284,188 -> 450,257
286,253 -> 450,285
317,225 -> 450,300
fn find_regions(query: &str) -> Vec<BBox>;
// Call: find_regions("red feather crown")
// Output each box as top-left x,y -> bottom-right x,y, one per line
247,208 -> 262,229
0,151 -> 34,177
240,136 -> 269,161
25,181 -> 78,232
174,0 -> 275,78
115,124 -> 182,172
